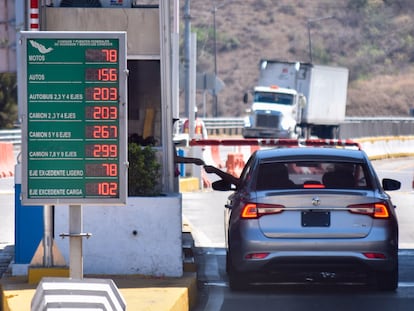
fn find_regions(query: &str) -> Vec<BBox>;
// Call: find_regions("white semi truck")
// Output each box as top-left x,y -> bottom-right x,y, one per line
243,60 -> 349,139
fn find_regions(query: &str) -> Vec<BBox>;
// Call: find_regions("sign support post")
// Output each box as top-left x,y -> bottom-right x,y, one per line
43,204 -> 53,267
69,205 -> 83,279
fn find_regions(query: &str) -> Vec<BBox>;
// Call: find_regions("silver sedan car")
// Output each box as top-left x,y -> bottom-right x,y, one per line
212,146 -> 401,291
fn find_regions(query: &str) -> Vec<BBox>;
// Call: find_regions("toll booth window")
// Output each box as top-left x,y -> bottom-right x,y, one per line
127,60 -> 161,145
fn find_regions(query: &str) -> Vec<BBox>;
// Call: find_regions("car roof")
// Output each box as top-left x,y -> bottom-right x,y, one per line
254,147 -> 368,163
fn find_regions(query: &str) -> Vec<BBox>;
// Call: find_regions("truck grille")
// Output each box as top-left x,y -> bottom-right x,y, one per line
256,113 -> 280,128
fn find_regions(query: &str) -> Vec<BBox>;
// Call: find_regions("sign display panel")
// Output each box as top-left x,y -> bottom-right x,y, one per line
20,31 -> 127,205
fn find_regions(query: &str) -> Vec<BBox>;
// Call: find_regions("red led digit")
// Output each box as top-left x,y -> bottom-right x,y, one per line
102,163 -> 117,176
100,144 -> 117,157
86,87 -> 117,101
98,68 -> 117,81
92,106 -> 101,119
92,144 -> 101,157
85,144 -> 118,157
99,106 -> 117,119
98,182 -> 117,195
86,125 -> 118,139
92,87 -> 117,101
87,106 -> 117,120
109,88 -> 117,100
97,125 -> 117,138
85,68 -> 117,81
85,163 -> 117,177
85,182 -> 118,196
108,68 -> 117,81
102,49 -> 117,62
109,106 -> 117,119
93,125 -> 108,138
93,88 -> 101,101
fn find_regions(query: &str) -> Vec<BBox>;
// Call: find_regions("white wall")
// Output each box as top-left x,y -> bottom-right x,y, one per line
54,194 -> 183,277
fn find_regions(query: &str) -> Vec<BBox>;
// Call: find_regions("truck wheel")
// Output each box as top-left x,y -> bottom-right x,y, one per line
294,126 -> 302,138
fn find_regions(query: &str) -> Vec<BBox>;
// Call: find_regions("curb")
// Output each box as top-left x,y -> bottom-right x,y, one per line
0,229 -> 198,311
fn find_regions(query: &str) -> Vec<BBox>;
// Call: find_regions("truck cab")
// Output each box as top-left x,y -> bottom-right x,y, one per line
242,85 -> 305,138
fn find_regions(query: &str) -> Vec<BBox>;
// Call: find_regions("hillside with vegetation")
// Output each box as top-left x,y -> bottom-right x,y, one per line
187,0 -> 414,117
1,0 -> 414,128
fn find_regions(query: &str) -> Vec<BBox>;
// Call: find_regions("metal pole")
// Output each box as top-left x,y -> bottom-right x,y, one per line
184,0 -> 191,118
307,16 -> 334,64
172,0 -> 180,119
189,32 -> 196,140
159,0 -> 174,193
43,205 -> 53,267
213,6 -> 218,117
69,204 -> 83,279
307,21 -> 312,63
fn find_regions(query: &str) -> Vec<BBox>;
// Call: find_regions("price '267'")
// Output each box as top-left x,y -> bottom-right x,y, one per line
86,125 -> 118,139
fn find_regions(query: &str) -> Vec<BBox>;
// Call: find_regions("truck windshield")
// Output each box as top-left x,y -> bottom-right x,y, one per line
254,92 -> 294,105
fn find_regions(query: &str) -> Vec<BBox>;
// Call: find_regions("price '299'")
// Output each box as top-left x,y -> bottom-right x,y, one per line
85,144 -> 118,158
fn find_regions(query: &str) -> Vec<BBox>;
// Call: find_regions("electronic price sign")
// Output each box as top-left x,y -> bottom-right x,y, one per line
20,31 -> 127,205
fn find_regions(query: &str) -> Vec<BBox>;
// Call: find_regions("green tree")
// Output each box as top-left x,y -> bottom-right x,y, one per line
0,73 -> 18,129
128,143 -> 161,196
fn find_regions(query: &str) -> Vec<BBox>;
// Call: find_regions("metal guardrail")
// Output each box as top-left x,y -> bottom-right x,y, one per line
1,117 -> 414,143
202,117 -> 414,138
203,117 -> 244,136
0,128 -> 21,145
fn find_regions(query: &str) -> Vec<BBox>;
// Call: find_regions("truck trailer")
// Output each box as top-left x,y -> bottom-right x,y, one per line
243,60 -> 349,139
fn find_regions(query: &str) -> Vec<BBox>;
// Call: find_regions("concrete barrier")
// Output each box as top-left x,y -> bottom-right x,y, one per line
355,136 -> 414,160
193,136 -> 414,172
0,142 -> 15,178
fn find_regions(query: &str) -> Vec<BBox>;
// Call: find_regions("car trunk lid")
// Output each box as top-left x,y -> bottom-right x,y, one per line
256,191 -> 375,239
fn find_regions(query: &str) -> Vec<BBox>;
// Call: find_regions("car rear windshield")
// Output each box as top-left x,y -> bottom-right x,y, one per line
254,161 -> 372,191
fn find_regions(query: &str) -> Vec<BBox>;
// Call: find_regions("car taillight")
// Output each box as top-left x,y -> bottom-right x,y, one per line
363,252 -> 386,259
347,202 -> 390,219
241,203 -> 284,219
245,252 -> 270,260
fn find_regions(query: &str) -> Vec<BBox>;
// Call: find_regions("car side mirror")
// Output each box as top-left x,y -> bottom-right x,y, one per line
212,179 -> 235,191
298,94 -> 306,107
382,178 -> 401,191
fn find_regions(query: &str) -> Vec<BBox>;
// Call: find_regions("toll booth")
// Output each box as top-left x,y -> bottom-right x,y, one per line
16,5 -> 183,277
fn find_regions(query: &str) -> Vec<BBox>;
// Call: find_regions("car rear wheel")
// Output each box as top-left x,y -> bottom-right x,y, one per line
374,265 -> 398,291
227,253 -> 249,291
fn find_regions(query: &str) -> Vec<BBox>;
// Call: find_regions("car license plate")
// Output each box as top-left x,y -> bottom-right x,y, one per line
301,211 -> 330,227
